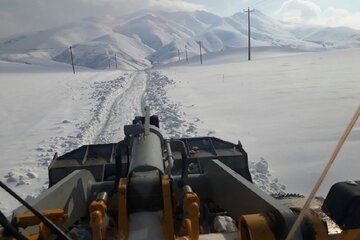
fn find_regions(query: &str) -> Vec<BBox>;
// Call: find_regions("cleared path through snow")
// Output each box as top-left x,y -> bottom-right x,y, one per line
94,71 -> 147,143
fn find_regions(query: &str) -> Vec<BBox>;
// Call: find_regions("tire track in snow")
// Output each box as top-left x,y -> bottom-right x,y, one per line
2,73 -> 133,189
78,72 -> 134,145
94,70 -> 199,143
44,73 -> 132,156
94,71 -> 147,143
2,71 -> 153,217
27,71 -> 144,168
89,72 -> 137,143
1,72 -> 134,216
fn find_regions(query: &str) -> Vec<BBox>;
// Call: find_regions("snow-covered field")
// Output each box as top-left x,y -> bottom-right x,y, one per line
0,48 -> 359,216
158,48 -> 360,195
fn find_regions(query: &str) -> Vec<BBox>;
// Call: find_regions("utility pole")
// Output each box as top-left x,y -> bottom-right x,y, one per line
198,41 -> 203,64
178,49 -> 181,61
115,53 -> 118,69
108,57 -> 111,69
245,8 -> 253,61
185,45 -> 188,62
69,46 -> 75,74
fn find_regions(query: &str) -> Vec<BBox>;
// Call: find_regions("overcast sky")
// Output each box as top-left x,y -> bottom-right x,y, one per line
1,0 -> 360,37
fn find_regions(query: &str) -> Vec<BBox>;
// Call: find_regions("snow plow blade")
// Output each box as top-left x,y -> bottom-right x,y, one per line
48,136 -> 251,187
2,108 -> 359,240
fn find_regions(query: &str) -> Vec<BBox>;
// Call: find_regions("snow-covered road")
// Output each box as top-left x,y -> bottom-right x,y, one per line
0,69 -> 150,215
0,66 -> 205,216
94,71 -> 147,144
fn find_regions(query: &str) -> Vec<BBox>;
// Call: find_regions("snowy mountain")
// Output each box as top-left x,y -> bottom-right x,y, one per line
303,27 -> 360,48
0,20 -> 113,55
227,10 -> 320,48
114,13 -> 191,50
0,19 -> 115,67
2,9 -> 360,69
53,33 -> 153,70
286,24 -> 360,48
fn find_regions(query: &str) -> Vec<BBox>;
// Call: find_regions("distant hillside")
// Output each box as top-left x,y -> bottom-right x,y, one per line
1,9 -> 360,69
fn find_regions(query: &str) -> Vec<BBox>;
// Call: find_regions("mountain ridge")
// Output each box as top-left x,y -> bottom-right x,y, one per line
1,9 -> 360,69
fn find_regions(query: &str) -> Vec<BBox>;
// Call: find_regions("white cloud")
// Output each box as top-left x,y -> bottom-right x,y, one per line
147,0 -> 205,11
276,0 -> 321,24
322,7 -> 360,29
276,0 -> 360,30
0,0 -> 205,37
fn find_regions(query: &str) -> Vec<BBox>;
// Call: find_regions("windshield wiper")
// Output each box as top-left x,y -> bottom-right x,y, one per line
0,181 -> 70,240
0,210 -> 27,240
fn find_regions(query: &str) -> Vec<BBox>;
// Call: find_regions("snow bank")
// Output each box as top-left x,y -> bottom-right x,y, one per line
144,71 -> 198,138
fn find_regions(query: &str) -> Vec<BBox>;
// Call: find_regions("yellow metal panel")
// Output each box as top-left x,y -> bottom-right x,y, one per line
239,214 -> 276,240
13,209 -> 67,229
162,175 -> 175,240
12,209 -> 68,240
118,178 -> 128,240
336,229 -> 360,240
180,192 -> 200,240
306,210 -> 328,240
89,199 -> 108,240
